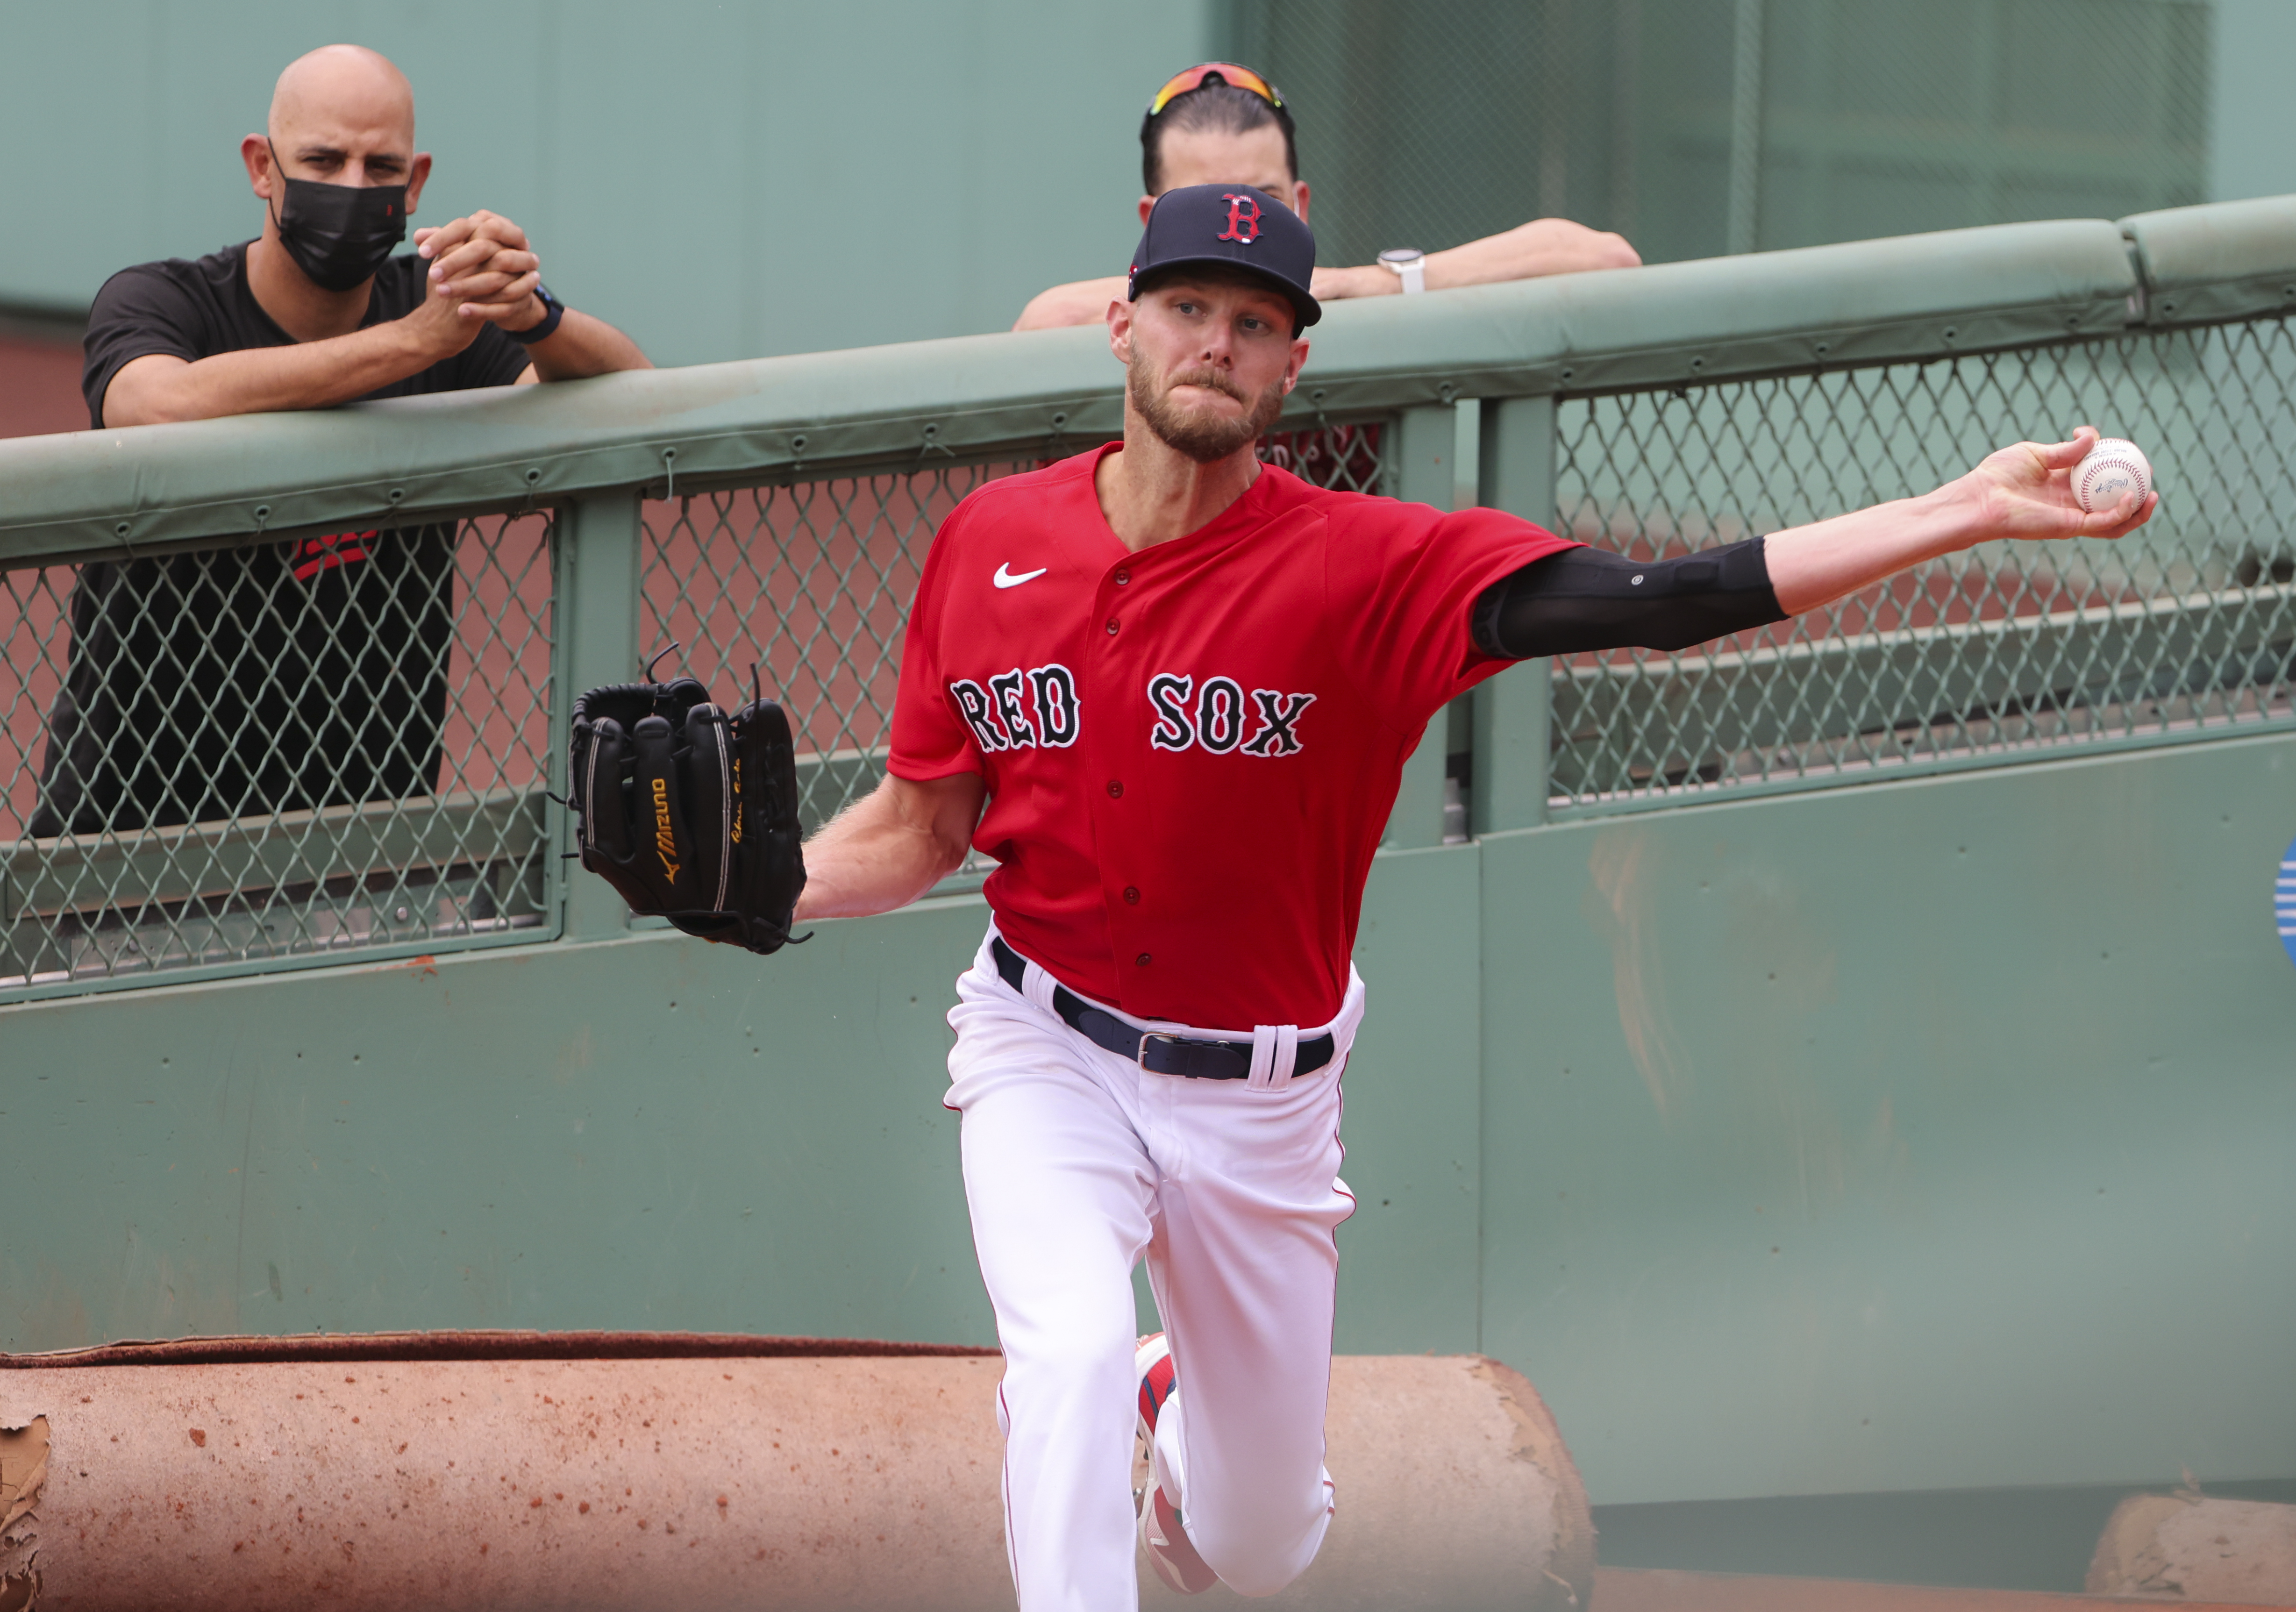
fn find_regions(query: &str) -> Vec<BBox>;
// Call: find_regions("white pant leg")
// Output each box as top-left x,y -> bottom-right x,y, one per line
947,946 -> 1158,1612
1145,1038 -> 1356,1598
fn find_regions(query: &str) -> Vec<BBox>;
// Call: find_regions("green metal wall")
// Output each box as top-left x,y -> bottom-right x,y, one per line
13,0 -> 2296,370
1241,0 -> 2214,270
0,0 -> 1217,366
8,730 -> 2291,1506
1480,731 -> 2296,1502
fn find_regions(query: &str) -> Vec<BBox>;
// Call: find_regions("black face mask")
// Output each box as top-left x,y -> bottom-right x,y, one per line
268,142 -> 408,292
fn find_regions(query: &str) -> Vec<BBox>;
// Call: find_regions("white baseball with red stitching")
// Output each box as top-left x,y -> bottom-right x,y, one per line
2074,437 -> 2153,514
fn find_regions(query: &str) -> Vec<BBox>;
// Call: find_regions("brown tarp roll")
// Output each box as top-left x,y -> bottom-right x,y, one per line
0,1338 -> 1590,1612
2086,1491 -> 2296,1605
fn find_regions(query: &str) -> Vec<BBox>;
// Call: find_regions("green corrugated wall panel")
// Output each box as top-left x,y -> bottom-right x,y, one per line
10,735 -> 2289,1505
0,849 -> 1491,1359
1478,729 -> 2296,1505
1333,843 -> 1483,1353
0,893 -> 998,1347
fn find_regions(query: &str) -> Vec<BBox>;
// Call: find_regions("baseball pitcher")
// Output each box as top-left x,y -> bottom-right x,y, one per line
571,183 -> 2153,1611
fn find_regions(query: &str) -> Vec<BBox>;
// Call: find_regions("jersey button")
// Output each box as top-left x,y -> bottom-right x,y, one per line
1105,619 -> 1119,635
1135,952 -> 1152,967
1123,886 -> 1140,904
1114,569 -> 1131,585
1106,779 -> 1123,798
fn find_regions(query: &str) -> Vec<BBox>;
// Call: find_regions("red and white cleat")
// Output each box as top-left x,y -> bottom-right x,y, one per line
1142,1481 -> 1219,1595
1135,1331 -> 1178,1444
1135,1333 -> 1218,1594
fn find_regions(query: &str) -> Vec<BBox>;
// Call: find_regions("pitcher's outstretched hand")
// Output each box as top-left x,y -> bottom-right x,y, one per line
1961,426 -> 2159,543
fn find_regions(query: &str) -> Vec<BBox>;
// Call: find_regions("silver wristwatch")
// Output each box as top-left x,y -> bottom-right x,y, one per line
1377,248 -> 1427,294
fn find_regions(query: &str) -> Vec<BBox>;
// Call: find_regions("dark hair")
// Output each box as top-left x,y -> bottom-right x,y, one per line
1141,77 -> 1299,195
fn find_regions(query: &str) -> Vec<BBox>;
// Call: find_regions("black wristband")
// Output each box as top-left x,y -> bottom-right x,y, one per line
505,283 -> 566,345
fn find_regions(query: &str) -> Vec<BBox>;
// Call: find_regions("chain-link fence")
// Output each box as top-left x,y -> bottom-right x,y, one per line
1547,317 -> 2296,808
8,307 -> 2291,984
4,197 -> 2286,1001
0,513 -> 556,989
19,314 -> 2288,987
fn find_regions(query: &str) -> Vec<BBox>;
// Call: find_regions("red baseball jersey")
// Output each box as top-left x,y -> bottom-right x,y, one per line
890,444 -> 1576,1029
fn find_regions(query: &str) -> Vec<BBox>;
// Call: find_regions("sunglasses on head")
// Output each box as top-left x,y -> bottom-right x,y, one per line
1145,61 -> 1286,118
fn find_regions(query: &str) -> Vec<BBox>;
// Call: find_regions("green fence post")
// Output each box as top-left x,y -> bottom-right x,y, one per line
1473,396 -> 1556,835
557,488 -> 643,940
1386,403 -> 1459,849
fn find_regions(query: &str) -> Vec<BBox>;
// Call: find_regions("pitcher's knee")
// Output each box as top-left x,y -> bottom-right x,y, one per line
993,1269 -> 1137,1374
1187,1502 -> 1329,1598
1199,1544 -> 1313,1599
997,1297 -> 1136,1413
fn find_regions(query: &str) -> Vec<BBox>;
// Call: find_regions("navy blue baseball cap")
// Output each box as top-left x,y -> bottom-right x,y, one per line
1128,182 -> 1320,329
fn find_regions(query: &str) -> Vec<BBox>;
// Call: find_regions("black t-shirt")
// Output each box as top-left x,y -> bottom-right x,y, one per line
80,240 -> 531,427
34,244 -> 531,837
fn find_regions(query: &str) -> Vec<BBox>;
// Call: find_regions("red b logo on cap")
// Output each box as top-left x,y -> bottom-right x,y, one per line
1216,192 -> 1263,244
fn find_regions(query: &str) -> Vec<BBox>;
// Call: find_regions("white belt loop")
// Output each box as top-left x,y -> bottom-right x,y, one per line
1247,1023 -> 1301,1089
1022,956 -> 1060,1020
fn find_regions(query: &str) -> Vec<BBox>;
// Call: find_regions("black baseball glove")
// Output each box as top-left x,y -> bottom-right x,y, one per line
567,672 -> 810,954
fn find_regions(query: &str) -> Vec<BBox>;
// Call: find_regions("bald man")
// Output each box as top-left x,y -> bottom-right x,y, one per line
85,44 -> 646,427
33,46 -> 649,838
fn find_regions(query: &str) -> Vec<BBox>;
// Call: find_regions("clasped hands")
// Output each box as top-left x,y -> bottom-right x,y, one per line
403,211 -> 548,352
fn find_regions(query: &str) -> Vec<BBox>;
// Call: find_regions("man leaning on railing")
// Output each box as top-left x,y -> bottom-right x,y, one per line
30,43 -> 650,839
1011,61 -> 1641,332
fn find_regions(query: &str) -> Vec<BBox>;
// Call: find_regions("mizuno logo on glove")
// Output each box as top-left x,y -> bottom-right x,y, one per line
652,776 -> 680,882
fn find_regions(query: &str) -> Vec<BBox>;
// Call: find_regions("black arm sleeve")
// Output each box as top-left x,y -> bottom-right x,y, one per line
1469,537 -> 1789,659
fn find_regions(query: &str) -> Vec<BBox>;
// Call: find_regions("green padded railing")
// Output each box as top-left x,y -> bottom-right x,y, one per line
2,196 -> 2291,999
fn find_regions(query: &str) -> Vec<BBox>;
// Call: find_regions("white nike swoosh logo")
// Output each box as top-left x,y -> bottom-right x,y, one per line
993,563 -> 1048,589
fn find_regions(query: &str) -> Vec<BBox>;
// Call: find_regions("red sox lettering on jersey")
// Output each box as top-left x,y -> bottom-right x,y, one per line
946,664 -> 1315,758
1146,676 -> 1313,756
890,443 -> 1574,1030
947,666 -> 1082,752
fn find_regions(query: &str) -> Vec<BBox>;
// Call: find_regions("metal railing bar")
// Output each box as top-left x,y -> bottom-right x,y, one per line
1,786 -> 544,920
0,499 -> 565,574
1550,578 -> 2296,685
0,921 -> 546,1006
1541,708 -> 2296,822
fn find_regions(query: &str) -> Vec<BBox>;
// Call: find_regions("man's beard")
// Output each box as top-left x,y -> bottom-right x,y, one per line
1129,352 -> 1288,464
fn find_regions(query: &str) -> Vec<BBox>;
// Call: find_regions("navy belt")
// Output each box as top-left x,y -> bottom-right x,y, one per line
991,937 -> 1334,1081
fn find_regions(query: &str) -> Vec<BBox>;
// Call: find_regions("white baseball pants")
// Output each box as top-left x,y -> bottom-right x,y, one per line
945,928 -> 1365,1611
